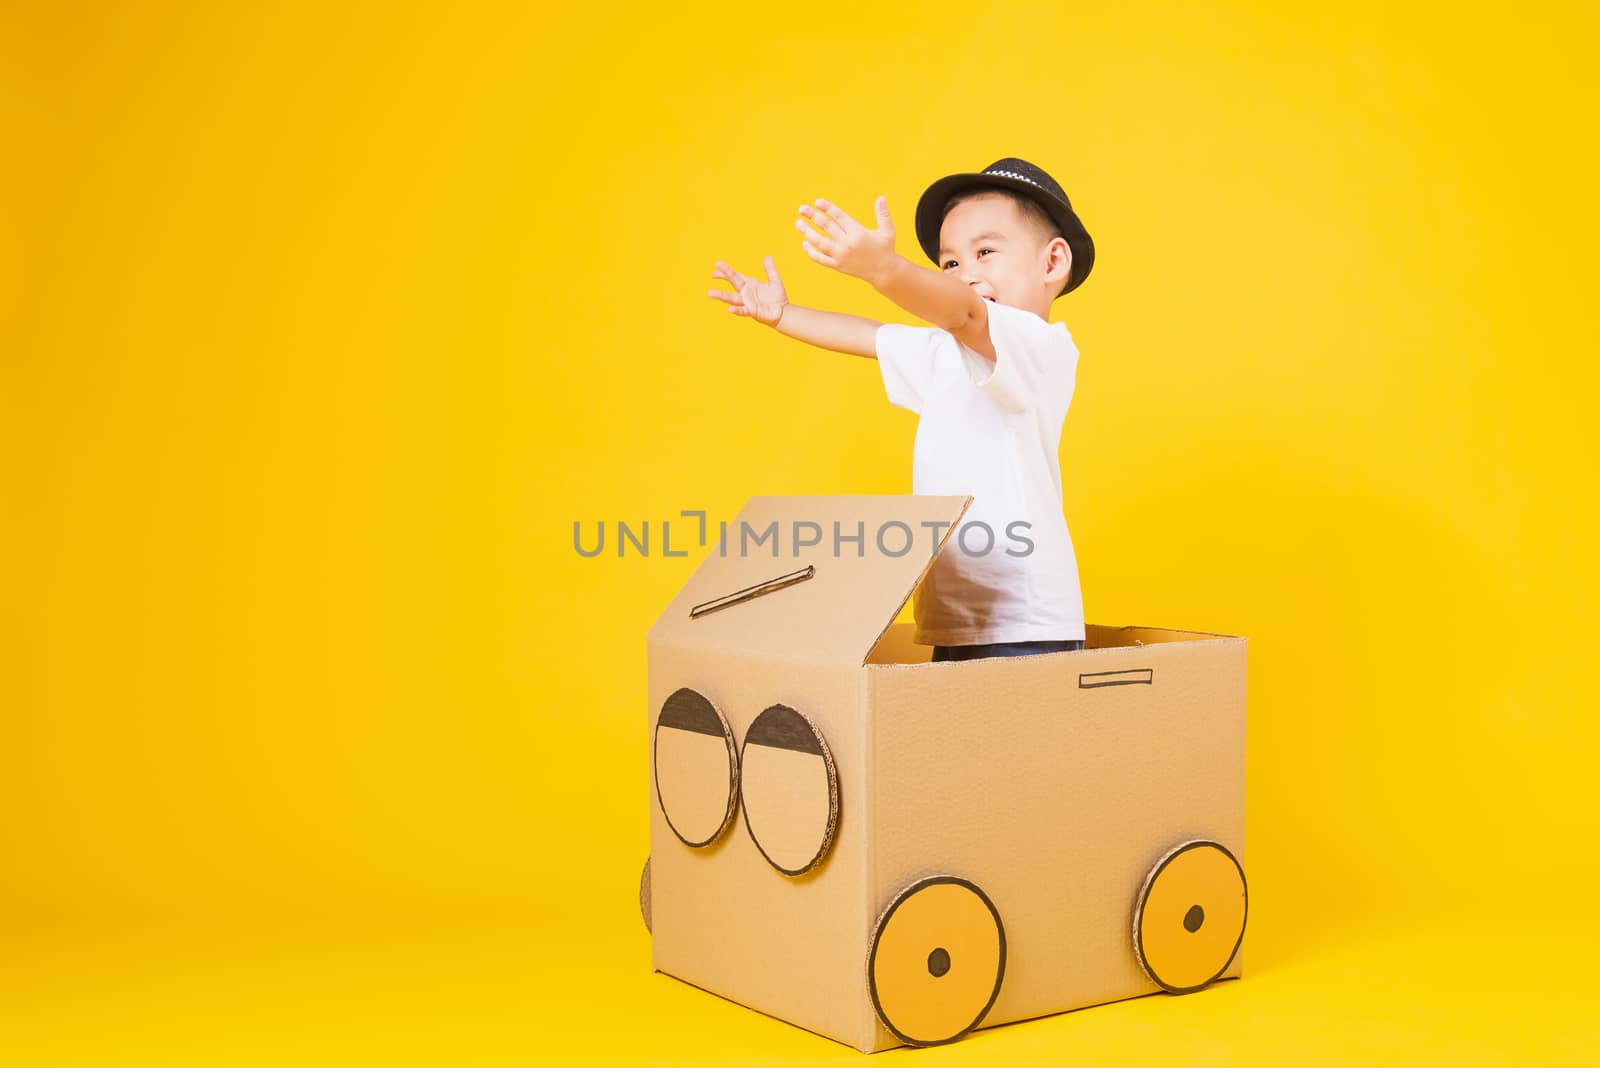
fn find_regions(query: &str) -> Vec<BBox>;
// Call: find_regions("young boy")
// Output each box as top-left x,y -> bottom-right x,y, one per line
707,157 -> 1095,662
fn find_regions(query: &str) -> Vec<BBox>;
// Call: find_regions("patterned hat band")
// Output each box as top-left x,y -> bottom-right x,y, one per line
984,169 -> 1042,187
913,156 -> 1096,297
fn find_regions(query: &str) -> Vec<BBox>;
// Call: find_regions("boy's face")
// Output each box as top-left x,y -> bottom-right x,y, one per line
937,192 -> 1069,314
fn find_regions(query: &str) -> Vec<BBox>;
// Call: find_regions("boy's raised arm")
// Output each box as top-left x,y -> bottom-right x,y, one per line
795,197 -> 992,360
708,257 -> 879,359
868,255 -> 990,342
771,304 -> 881,359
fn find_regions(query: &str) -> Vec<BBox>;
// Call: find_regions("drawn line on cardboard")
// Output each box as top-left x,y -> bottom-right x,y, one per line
1131,840 -> 1247,994
689,564 -> 815,619
744,704 -> 825,755
1079,668 -> 1154,688
656,687 -> 730,736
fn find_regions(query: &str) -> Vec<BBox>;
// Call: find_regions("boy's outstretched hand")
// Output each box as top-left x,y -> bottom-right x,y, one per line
708,256 -> 787,326
796,197 -> 897,284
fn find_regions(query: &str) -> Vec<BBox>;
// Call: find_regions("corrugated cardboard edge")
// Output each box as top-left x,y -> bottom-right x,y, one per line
1114,624 -> 1242,638
858,495 -> 972,667
861,658 -> 884,1051
640,856 -> 652,934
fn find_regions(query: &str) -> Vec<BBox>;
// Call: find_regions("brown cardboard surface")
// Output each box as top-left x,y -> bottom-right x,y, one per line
865,635 -> 1247,1045
863,623 -> 932,666
647,642 -> 878,1048
647,495 -> 971,666
647,496 -> 1248,1053
1087,623 -> 1243,647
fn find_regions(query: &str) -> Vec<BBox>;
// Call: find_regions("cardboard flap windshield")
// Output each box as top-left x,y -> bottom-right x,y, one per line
647,494 -> 972,665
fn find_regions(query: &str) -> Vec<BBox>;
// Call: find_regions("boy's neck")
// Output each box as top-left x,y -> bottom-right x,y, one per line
1004,296 -> 1054,320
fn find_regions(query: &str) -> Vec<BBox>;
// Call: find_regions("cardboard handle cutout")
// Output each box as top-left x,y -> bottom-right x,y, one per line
690,565 -> 815,619
1079,667 -> 1154,689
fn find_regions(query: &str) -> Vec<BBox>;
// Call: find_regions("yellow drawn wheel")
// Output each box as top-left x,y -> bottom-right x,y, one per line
1132,840 -> 1247,993
868,876 -> 1006,1047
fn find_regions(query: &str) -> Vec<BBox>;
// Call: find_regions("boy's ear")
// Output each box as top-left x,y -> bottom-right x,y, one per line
1044,236 -> 1073,297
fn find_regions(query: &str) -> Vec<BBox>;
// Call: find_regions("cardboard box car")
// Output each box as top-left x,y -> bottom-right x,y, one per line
644,494 -> 1247,1052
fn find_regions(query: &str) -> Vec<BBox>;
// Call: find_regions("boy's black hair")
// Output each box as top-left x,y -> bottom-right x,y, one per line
942,187 -> 1073,299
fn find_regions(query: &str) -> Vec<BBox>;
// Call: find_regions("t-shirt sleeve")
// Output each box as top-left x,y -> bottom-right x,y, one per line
874,322 -> 942,414
960,301 -> 1079,416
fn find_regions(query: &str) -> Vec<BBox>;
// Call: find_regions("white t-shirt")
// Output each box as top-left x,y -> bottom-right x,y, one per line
875,299 -> 1085,645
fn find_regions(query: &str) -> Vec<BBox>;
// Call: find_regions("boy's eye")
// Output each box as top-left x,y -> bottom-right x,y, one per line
943,250 -> 993,269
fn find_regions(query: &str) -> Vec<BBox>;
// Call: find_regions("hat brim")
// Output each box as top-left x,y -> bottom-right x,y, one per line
914,172 -> 1095,297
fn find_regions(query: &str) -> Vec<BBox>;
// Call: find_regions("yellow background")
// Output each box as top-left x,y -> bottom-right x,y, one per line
6,1 -> 1597,1063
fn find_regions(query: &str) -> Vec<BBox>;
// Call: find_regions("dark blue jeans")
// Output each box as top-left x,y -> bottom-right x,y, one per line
931,639 -> 1085,662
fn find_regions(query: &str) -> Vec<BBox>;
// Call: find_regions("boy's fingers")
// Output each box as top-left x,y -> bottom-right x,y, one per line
814,198 -> 859,232
763,255 -> 782,282
795,218 -> 835,252
800,203 -> 845,237
874,195 -> 895,232
800,240 -> 838,269
707,288 -> 741,304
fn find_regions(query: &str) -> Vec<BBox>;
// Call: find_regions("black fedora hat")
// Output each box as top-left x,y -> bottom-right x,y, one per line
914,157 -> 1095,297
